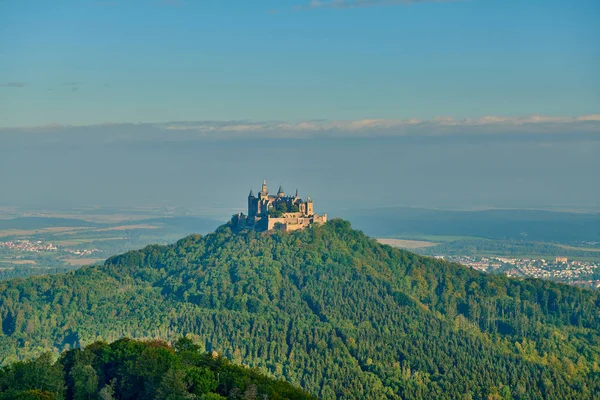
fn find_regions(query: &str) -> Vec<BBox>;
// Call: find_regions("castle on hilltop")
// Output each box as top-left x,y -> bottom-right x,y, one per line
234,180 -> 327,231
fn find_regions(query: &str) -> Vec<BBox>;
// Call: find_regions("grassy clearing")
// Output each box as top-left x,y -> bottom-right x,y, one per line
0,227 -> 88,237
52,224 -> 159,237
388,234 -> 487,242
556,244 -> 600,253
92,224 -> 159,232
22,212 -> 157,223
52,237 -> 127,245
377,238 -> 438,249
0,259 -> 36,265
61,258 -> 105,266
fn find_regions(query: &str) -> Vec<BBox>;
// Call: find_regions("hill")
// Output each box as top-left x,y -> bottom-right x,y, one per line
0,220 -> 599,399
0,337 -> 313,400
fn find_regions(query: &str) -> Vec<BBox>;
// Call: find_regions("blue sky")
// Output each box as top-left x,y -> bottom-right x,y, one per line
0,0 -> 599,212
1,0 -> 599,127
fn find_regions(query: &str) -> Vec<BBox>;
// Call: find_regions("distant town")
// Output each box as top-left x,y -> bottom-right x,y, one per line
0,240 -> 99,256
436,255 -> 600,289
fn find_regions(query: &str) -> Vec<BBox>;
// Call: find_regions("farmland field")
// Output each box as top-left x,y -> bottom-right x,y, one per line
376,238 -> 438,249
0,208 -> 221,280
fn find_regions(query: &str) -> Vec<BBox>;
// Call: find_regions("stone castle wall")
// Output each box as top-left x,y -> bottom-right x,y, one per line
267,213 -> 328,231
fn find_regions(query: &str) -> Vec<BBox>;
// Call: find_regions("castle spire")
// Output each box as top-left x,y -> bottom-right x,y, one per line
261,179 -> 268,195
295,189 -> 298,197
248,188 -> 254,197
277,185 -> 284,197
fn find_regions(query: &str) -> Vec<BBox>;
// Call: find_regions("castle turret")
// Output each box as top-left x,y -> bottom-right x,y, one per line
277,185 -> 285,197
248,188 -> 257,217
260,180 -> 268,200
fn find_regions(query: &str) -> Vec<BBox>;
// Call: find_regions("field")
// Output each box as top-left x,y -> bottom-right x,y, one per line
399,234 -> 487,242
556,244 -> 600,253
0,208 -> 221,280
0,227 -> 89,237
61,258 -> 106,266
376,238 -> 438,249
3,259 -> 37,265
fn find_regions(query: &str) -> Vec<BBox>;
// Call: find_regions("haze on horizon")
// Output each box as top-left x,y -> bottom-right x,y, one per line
1,0 -> 599,216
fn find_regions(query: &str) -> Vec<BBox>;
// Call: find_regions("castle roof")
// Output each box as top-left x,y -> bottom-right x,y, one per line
278,185 -> 284,194
248,188 -> 254,197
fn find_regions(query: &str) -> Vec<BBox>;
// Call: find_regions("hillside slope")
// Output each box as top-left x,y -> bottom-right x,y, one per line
0,220 -> 599,399
0,337 -> 313,400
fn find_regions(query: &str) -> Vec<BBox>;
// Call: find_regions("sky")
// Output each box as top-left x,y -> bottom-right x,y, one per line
0,0 -> 599,214
1,0 -> 599,125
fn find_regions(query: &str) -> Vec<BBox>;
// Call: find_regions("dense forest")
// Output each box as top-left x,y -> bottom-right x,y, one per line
0,219 -> 599,399
0,336 -> 312,399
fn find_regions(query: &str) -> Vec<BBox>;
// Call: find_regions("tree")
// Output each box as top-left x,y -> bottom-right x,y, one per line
8,353 -> 65,397
175,336 -> 201,353
187,367 -> 218,396
156,369 -> 192,400
0,338 -> 312,400
98,381 -> 116,400
70,362 -> 98,400
242,384 -> 258,400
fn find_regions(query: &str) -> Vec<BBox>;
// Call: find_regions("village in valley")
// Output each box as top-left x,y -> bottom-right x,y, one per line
437,254 -> 600,289
0,239 -> 99,256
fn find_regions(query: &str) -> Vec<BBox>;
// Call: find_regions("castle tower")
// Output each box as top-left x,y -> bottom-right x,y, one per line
277,185 -> 285,198
260,180 -> 268,200
306,196 -> 314,215
248,189 -> 257,217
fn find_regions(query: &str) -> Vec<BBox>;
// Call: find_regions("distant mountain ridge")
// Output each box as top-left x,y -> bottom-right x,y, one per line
0,217 -> 100,229
338,207 -> 600,242
0,220 -> 598,399
0,216 -> 221,232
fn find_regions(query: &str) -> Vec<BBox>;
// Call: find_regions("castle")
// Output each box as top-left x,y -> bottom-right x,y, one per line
236,180 -> 327,231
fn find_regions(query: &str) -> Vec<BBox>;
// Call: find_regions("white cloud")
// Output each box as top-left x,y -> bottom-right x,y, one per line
0,82 -> 27,88
576,115 -> 600,122
1,114 -> 598,142
158,114 -> 600,134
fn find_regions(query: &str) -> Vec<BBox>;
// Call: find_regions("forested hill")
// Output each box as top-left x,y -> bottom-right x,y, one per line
0,337 -> 313,400
0,219 -> 599,399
